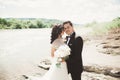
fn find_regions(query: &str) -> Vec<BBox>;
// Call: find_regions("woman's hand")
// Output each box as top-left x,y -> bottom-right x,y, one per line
57,57 -> 65,62
61,58 -> 65,62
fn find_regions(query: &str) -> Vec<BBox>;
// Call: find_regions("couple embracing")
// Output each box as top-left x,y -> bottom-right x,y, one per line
28,21 -> 83,80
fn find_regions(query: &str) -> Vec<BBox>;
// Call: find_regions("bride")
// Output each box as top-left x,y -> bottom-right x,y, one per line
25,24 -> 71,80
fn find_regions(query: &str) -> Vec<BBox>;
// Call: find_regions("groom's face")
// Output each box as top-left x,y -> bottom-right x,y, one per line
64,23 -> 74,35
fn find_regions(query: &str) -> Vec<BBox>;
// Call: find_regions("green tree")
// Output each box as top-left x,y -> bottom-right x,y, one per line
0,18 -> 8,29
29,23 -> 37,28
36,20 -> 44,28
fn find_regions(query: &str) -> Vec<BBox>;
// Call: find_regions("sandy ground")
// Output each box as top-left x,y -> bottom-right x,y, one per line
0,28 -> 120,80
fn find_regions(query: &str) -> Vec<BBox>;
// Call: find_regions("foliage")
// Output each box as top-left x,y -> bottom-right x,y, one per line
84,17 -> 120,35
0,18 -> 62,29
1,17 -> 120,32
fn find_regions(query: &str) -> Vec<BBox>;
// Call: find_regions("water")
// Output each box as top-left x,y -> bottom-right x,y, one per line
0,29 -> 51,80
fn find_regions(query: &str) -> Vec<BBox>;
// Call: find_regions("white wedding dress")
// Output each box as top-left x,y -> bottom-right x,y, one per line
41,57 -> 70,80
26,39 -> 71,80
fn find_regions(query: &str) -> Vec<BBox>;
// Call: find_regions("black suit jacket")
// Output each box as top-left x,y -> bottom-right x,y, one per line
66,32 -> 83,74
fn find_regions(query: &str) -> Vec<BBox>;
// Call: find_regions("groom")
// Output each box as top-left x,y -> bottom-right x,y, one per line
63,21 -> 83,80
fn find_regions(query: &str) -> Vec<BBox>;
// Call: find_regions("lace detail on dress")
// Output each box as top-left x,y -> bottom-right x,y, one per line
51,38 -> 64,49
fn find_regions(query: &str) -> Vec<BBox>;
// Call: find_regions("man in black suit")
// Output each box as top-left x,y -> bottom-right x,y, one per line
63,21 -> 83,80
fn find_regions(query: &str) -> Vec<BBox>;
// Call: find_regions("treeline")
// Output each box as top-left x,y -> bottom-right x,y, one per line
1,17 -> 120,31
0,18 -> 63,29
84,17 -> 120,34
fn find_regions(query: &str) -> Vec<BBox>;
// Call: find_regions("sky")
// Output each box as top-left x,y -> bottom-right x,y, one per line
0,0 -> 120,24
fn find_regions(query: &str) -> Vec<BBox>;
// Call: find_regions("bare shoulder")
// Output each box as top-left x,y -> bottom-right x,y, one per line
52,39 -> 63,44
52,39 -> 64,49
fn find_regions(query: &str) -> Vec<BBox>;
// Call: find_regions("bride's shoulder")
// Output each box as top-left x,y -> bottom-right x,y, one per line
53,39 -> 64,44
51,39 -> 63,49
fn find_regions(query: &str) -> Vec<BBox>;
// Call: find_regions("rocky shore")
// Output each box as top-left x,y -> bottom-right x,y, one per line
37,58 -> 120,80
84,28 -> 120,55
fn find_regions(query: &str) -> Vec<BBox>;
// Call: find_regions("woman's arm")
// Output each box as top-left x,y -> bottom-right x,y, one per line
51,47 -> 56,57
51,46 -> 65,62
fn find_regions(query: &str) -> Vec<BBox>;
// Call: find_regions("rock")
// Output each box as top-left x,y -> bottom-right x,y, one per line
100,42 -> 108,44
82,71 -> 119,80
38,59 -> 51,70
115,37 -> 120,40
94,28 -> 120,55
109,69 -> 120,77
38,59 -> 120,78
83,64 -> 120,78
103,45 -> 120,49
22,75 -> 29,79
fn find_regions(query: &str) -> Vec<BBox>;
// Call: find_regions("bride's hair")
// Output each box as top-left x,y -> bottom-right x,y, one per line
50,24 -> 64,44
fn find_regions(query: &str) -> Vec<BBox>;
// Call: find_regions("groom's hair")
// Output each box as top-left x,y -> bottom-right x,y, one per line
63,21 -> 73,27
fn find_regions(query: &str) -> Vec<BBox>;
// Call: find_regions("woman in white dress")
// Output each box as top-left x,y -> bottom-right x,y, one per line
26,24 -> 70,80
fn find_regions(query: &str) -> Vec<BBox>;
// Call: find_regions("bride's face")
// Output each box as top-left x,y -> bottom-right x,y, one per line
61,30 -> 64,36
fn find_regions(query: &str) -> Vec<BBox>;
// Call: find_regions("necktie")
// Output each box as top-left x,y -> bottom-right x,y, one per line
66,36 -> 70,44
